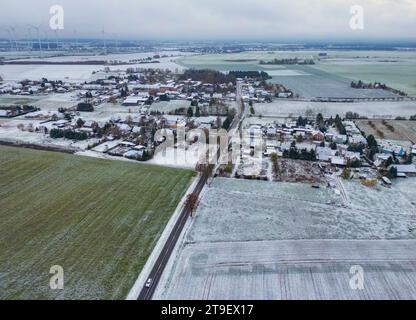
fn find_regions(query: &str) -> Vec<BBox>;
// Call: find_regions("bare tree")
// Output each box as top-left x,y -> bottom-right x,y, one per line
270,153 -> 280,178
185,193 -> 200,218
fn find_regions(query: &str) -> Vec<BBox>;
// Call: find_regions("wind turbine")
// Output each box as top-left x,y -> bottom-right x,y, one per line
102,28 -> 107,55
53,29 -> 60,51
6,26 -> 18,51
0,27 -> 14,51
44,30 -> 51,51
73,29 -> 79,54
26,27 -> 33,50
27,24 -> 43,57
114,33 -> 119,53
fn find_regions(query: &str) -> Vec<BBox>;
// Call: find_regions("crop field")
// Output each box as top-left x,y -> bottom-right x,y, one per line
156,178 -> 416,299
178,50 -> 416,98
269,65 -> 397,99
356,120 -> 416,143
0,145 -> 194,300
184,179 -> 416,242
0,95 -> 41,106
157,240 -> 416,300
313,62 -> 416,96
252,100 -> 416,118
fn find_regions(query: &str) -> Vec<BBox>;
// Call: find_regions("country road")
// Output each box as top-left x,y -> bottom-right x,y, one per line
137,81 -> 245,300
138,176 -> 207,300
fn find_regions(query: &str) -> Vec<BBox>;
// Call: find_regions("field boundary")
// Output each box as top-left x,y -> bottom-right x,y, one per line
126,175 -> 199,300
0,139 -> 76,154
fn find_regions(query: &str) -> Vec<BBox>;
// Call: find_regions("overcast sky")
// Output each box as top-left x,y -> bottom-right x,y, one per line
0,0 -> 415,40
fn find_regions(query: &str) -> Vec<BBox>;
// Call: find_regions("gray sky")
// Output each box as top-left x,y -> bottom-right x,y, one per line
1,0 -> 415,40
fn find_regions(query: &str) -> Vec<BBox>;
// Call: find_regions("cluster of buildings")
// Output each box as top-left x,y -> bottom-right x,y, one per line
245,119 -> 362,167
0,105 -> 38,118
240,79 -> 293,104
0,79 -> 76,95
240,117 -> 416,183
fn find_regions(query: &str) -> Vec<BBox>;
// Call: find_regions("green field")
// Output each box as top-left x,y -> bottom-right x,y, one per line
312,63 -> 416,96
177,50 -> 416,96
0,146 -> 194,300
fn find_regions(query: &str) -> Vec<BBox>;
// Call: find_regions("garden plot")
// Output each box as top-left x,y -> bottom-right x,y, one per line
149,100 -> 191,113
276,159 -> 325,184
356,120 -> 416,143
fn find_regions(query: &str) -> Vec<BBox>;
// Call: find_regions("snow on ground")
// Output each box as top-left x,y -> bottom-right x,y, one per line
0,52 -> 189,83
156,239 -> 416,300
156,178 -> 416,300
0,64 -> 100,83
148,144 -> 218,170
0,118 -> 97,151
254,100 -> 416,118
265,69 -> 310,76
186,178 -> 416,242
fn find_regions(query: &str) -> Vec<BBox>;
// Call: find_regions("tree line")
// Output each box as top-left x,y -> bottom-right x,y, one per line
50,128 -> 88,140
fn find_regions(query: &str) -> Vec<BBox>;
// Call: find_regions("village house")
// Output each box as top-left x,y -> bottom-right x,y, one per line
331,156 -> 347,167
317,147 -> 338,162
379,140 -> 406,157
333,134 -> 348,144
388,164 -> 416,177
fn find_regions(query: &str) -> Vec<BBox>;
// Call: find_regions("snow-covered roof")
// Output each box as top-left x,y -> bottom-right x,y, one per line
388,164 -> 416,174
331,157 -> 347,166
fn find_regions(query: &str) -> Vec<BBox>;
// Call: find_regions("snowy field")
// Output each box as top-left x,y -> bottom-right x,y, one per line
0,98 -> 136,150
185,179 -> 416,242
268,65 -> 398,99
0,51 -> 189,82
178,50 -> 416,98
253,100 -> 416,118
157,240 -> 416,300
0,64 -> 100,83
156,178 -> 416,299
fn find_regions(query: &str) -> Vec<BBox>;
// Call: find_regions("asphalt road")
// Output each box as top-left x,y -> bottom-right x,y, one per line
138,82 -> 245,300
138,176 -> 207,300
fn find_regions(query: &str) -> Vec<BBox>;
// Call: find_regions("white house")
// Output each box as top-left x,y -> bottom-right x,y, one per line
331,157 -> 347,167
388,164 -> 416,175
317,147 -> 337,162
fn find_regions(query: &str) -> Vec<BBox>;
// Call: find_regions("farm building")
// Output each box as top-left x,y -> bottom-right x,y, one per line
388,164 -> 416,176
